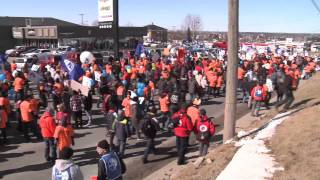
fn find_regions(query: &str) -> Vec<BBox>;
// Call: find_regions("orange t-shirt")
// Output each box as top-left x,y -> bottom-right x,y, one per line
54,125 -> 74,151
13,77 -> 25,92
237,67 -> 245,80
122,97 -> 132,117
159,96 -> 169,112
20,100 -> 32,122
11,63 -> 17,71
0,97 -> 10,114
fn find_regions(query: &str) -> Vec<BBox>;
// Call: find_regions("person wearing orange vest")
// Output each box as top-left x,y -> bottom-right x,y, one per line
0,93 -> 10,144
13,72 -> 25,101
159,93 -> 170,130
116,83 -> 125,110
39,107 -> 57,162
238,65 -> 246,90
20,95 -> 42,141
54,118 -> 74,152
250,81 -> 267,117
187,98 -> 201,126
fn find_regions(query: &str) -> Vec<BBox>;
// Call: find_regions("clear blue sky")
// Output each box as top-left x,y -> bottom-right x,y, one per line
1,0 -> 320,33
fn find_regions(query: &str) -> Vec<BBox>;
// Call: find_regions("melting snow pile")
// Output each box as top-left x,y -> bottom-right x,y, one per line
216,111 -> 293,180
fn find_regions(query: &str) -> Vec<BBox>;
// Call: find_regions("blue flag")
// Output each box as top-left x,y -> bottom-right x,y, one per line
60,56 -> 84,81
0,54 -> 7,64
135,43 -> 144,57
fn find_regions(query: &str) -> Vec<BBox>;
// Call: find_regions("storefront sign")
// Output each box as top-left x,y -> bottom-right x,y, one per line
98,0 -> 113,22
12,27 -> 24,39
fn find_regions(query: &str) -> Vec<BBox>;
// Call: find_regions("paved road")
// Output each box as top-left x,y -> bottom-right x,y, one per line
0,84 -> 249,180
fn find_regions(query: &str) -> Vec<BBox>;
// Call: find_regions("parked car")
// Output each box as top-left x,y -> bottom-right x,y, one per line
24,49 -> 51,58
92,52 -> 104,65
20,48 -> 38,57
15,57 -> 34,71
52,46 -> 72,55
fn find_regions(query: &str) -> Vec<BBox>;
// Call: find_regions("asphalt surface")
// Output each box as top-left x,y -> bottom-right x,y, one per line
0,88 -> 250,180
0,60 -> 250,180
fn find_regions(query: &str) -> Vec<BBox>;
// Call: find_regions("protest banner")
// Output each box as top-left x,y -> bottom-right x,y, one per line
31,64 -> 40,72
70,80 -> 89,96
94,71 -> 102,82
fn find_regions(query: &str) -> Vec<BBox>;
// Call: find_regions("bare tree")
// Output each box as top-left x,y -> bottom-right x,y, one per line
181,14 -> 203,40
125,22 -> 134,27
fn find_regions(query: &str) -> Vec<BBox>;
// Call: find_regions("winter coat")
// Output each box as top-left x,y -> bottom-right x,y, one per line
173,110 -> 193,138
188,78 -> 197,94
179,78 -> 188,92
194,115 -> 215,143
251,85 -> 267,101
113,119 -> 128,141
39,112 -> 56,138
278,74 -> 293,94
142,117 -> 159,139
83,93 -> 92,111
98,152 -> 126,180
52,159 -> 84,180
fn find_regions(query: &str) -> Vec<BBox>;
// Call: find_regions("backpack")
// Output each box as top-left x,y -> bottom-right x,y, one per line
54,166 -> 72,180
276,71 -> 285,84
253,87 -> 263,101
197,120 -> 210,141
141,118 -> 157,137
170,94 -> 179,104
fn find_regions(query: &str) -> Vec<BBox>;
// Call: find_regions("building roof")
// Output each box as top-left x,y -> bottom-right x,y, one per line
0,16 -> 79,27
144,24 -> 167,30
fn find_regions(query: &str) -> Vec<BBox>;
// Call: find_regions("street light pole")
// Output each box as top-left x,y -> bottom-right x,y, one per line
223,0 -> 239,143
113,0 -> 119,60
79,13 -> 84,25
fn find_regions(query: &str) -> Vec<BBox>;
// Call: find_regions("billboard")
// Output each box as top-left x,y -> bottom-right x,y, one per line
12,27 -> 24,39
98,0 -> 114,22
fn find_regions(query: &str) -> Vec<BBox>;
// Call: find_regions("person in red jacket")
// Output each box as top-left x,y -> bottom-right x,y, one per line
172,104 -> 193,165
250,81 -> 267,117
39,107 -> 57,162
194,109 -> 215,156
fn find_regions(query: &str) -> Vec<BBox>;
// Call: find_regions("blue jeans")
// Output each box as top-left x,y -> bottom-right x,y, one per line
44,137 -> 56,161
143,138 -> 155,160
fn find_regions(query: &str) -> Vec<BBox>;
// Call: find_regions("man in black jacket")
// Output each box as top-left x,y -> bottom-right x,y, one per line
141,112 -> 160,164
96,139 -> 126,180
275,73 -> 295,111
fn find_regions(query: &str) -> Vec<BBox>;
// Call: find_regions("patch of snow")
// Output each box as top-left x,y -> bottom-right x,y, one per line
237,130 -> 248,138
216,111 -> 292,180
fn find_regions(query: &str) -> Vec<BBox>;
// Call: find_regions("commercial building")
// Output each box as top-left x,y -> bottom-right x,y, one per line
0,16 -> 167,52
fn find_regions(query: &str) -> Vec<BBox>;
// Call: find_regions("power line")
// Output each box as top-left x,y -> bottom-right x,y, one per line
311,0 -> 320,14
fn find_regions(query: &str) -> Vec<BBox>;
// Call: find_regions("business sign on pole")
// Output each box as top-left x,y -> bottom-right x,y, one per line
98,0 -> 113,22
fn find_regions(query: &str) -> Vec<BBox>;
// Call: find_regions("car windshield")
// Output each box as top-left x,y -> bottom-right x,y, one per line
16,58 -> 25,63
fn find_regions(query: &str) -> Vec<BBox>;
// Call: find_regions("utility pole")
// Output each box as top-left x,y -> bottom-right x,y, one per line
113,0 -> 119,60
223,0 -> 239,142
79,13 -> 84,25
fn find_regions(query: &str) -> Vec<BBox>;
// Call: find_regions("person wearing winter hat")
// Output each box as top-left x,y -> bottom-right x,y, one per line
96,139 -> 126,180
112,110 -> 128,157
194,109 -> 215,156
39,106 -> 56,162
52,147 -> 84,180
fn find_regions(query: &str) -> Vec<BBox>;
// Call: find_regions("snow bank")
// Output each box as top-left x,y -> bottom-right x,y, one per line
216,111 -> 292,180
